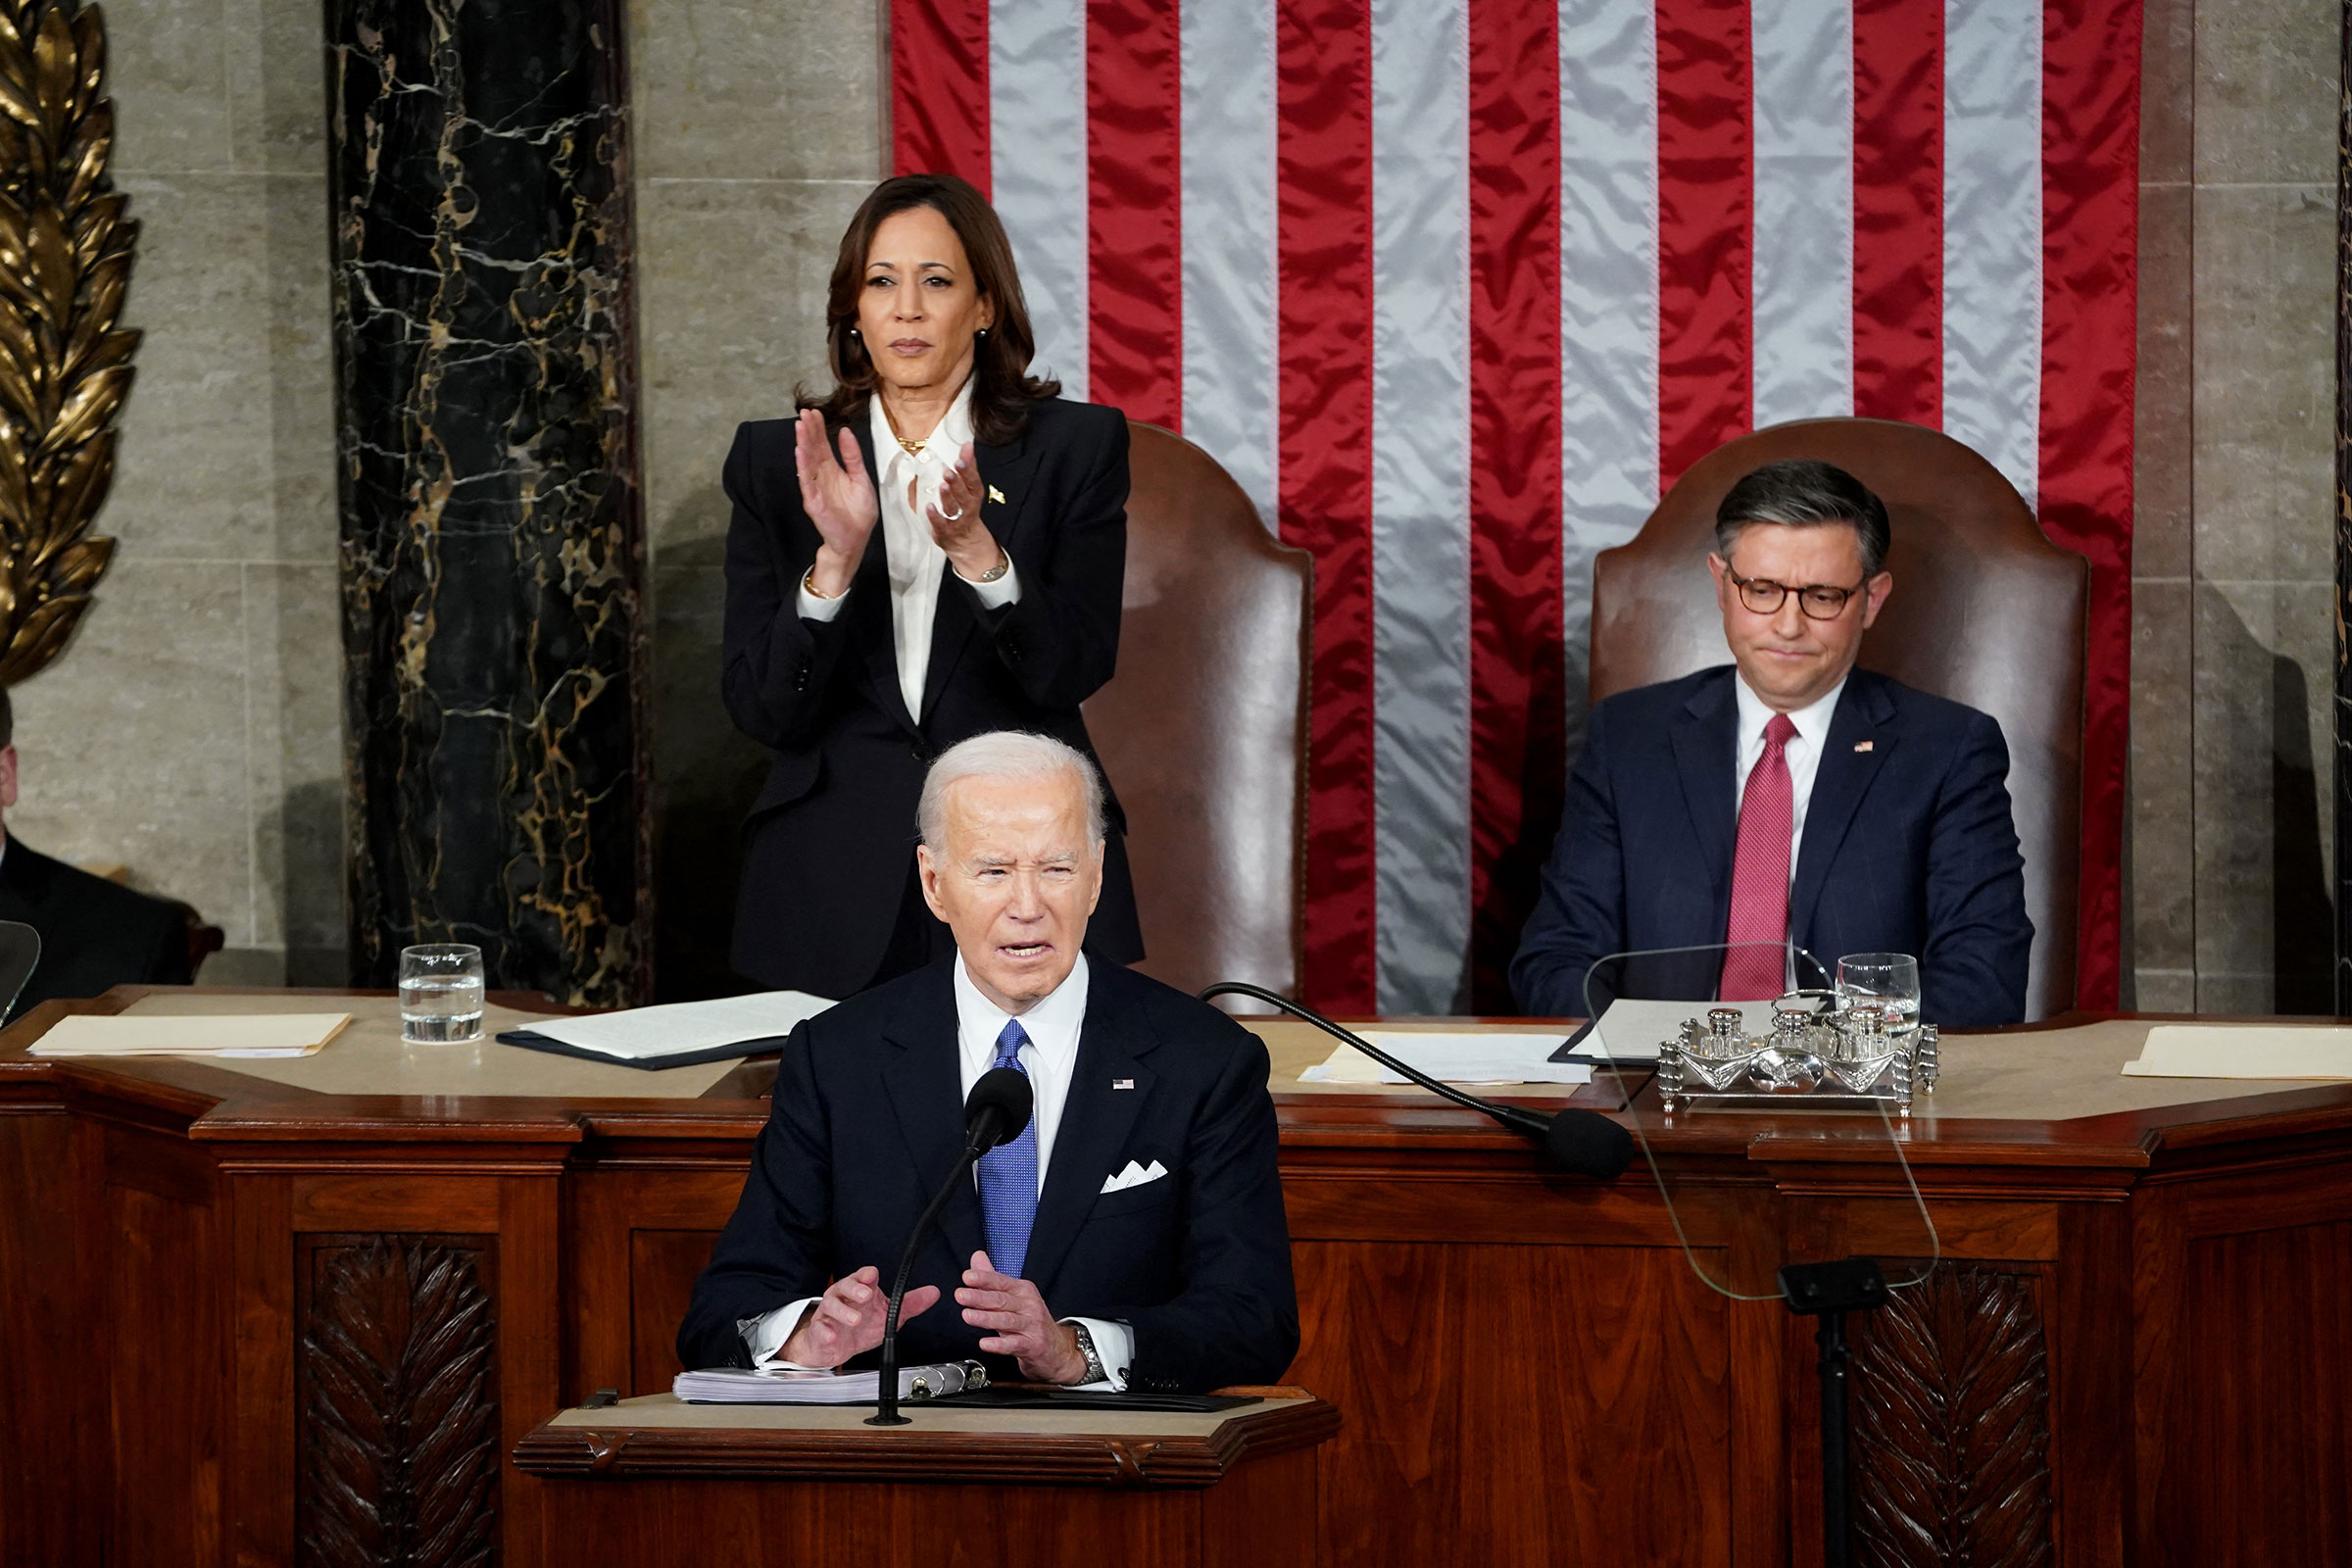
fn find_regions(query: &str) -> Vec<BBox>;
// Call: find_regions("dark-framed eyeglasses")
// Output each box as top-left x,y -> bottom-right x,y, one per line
1721,562 -> 1868,620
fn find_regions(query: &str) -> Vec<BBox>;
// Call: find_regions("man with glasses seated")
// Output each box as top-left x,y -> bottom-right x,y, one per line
1511,459 -> 2031,1028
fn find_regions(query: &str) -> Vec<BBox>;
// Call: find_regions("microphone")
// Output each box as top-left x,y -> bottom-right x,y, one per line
963,1065 -> 1034,1155
1200,981 -> 1635,1181
869,1066 -> 1036,1426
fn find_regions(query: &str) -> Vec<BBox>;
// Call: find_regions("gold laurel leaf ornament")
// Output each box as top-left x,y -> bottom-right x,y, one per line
0,0 -> 133,688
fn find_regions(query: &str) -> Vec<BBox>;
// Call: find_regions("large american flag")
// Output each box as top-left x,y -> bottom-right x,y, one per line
890,0 -> 2137,1015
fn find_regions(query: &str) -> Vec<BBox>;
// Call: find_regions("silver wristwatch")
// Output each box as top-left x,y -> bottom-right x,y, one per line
1065,1320 -> 1106,1386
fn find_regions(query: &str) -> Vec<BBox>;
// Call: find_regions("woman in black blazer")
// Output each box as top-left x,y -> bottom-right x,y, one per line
721,172 -> 1142,997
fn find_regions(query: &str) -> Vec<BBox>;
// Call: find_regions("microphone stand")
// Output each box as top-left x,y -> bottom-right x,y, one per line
867,1132 -> 989,1428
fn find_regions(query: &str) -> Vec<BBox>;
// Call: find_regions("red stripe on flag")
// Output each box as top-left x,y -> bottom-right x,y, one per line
1086,0 -> 1182,427
1466,0 -> 1564,1011
1277,0 -> 1377,1011
1654,0 -> 1752,489
891,0 -> 991,186
2038,0 -> 2140,1010
1851,0 -> 1942,425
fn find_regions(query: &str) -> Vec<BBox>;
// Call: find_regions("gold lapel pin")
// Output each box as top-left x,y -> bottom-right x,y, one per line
1853,741 -> 1874,753
988,484 -> 1006,505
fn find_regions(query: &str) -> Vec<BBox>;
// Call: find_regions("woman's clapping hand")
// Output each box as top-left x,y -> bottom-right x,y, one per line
795,408 -> 878,597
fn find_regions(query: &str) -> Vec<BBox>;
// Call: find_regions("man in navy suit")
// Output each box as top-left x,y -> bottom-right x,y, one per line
678,731 -> 1297,1393
1511,460 -> 2032,1029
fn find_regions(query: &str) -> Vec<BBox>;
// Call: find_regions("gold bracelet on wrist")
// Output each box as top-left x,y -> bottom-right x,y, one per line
802,563 -> 844,601
958,548 -> 1011,586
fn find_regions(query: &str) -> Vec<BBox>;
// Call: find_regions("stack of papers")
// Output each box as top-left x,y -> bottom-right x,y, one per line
673,1361 -> 979,1404
498,990 -> 836,1070
1561,1000 -> 1779,1065
2123,1025 -> 2352,1080
1302,1030 -> 1591,1086
29,1013 -> 353,1059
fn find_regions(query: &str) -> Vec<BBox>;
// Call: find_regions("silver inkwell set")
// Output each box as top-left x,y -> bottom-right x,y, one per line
1653,992 -> 1940,1116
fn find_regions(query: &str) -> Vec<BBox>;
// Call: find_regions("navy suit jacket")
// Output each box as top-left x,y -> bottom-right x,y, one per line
1510,665 -> 2032,1028
676,958 -> 1298,1395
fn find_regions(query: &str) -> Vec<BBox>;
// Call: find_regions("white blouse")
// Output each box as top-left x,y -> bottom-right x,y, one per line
795,377 -> 1021,718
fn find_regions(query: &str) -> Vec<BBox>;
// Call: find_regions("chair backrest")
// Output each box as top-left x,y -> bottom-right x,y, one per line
1082,422 -> 1312,999
1590,417 -> 2087,1019
0,918 -> 40,1021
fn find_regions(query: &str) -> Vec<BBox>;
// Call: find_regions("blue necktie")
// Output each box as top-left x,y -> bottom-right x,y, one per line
976,1019 -> 1038,1278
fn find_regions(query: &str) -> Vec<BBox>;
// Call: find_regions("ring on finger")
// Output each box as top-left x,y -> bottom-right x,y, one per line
939,501 -> 965,521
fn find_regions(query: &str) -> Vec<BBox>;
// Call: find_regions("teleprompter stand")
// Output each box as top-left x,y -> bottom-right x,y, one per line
1777,1258 -> 1892,1568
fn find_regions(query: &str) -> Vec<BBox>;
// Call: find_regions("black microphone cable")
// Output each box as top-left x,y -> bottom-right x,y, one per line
1199,981 -> 1633,1179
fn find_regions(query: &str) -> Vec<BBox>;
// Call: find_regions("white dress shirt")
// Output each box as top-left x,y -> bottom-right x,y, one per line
794,377 -> 1021,718
1731,672 -> 1847,885
741,953 -> 1132,1388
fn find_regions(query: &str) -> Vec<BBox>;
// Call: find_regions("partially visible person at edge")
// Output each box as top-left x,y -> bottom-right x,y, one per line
719,172 -> 1142,999
0,685 -> 194,1022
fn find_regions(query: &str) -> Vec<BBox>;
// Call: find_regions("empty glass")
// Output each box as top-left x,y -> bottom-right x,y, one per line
1836,952 -> 1922,1036
400,944 -> 485,1044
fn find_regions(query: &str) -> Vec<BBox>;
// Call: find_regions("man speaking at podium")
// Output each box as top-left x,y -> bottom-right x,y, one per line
1511,460 -> 2031,1029
679,731 -> 1298,1393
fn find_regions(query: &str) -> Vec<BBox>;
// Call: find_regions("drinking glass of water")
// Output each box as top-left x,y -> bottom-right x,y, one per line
400,944 -> 485,1044
1836,953 -> 1921,1038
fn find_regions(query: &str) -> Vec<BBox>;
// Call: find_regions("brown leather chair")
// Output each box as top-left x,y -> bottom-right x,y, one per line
1082,422 -> 1311,1000
1590,417 -> 2086,1019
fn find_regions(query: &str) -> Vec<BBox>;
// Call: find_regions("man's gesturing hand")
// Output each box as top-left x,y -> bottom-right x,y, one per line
956,1250 -> 1088,1385
778,1265 -> 939,1369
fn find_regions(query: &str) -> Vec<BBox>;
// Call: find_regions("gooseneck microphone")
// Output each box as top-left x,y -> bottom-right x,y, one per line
1200,981 -> 1635,1180
868,1065 -> 1035,1426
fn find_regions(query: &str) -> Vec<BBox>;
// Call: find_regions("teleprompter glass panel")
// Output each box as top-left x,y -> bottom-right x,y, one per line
1577,944 -> 1938,1301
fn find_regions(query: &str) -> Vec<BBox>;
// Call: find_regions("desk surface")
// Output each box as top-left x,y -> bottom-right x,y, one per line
514,1390 -> 1341,1488
11,988 -> 2352,1168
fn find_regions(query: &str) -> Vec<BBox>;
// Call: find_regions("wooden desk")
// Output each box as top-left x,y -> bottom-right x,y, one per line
509,1391 -> 1338,1564
4,990 -> 2349,1567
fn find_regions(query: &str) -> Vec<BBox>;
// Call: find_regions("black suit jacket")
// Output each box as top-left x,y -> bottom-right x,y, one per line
0,838 -> 192,1021
1510,665 -> 2032,1028
720,396 -> 1143,997
676,958 -> 1298,1395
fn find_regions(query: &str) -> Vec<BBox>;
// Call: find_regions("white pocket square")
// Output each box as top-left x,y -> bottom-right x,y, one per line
1099,1158 -> 1168,1194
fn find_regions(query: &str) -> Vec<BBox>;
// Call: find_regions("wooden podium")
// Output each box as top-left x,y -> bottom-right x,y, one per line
511,1390 -> 1340,1565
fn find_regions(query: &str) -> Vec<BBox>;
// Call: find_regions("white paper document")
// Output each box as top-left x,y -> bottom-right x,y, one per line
2122,1025 -> 2352,1081
673,1361 -> 978,1404
1575,1000 -> 1777,1064
1302,1030 -> 1591,1086
512,991 -> 836,1062
29,1012 -> 352,1058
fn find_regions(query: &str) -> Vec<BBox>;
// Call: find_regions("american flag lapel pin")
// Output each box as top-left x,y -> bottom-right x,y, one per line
988,484 -> 1007,505
1853,741 -> 1874,753
1112,1078 -> 1135,1090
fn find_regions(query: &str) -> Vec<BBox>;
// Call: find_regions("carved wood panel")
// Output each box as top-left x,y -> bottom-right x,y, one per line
1849,1263 -> 2054,1568
297,1234 -> 499,1568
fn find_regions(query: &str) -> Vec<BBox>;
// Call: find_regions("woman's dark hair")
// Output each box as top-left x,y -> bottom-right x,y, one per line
803,173 -> 1059,445
1713,459 -> 1891,578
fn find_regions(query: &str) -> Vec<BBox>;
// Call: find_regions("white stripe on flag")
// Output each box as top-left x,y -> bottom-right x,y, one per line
1557,0 -> 1658,732
990,0 -> 1089,400
1940,0 -> 2041,507
1750,0 -> 1854,425
1179,0 -> 1280,522
1370,0 -> 1472,1014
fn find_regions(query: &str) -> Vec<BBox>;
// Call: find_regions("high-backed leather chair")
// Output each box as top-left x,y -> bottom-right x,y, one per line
1082,422 -> 1312,998
1590,417 -> 2086,1019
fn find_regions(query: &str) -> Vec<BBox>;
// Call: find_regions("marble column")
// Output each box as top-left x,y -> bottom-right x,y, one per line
326,0 -> 650,1005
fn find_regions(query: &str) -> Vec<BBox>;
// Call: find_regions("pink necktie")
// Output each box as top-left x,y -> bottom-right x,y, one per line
1720,713 -> 1798,1000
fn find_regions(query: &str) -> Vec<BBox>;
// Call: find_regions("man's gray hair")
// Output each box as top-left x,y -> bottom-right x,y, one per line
917,731 -> 1106,848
